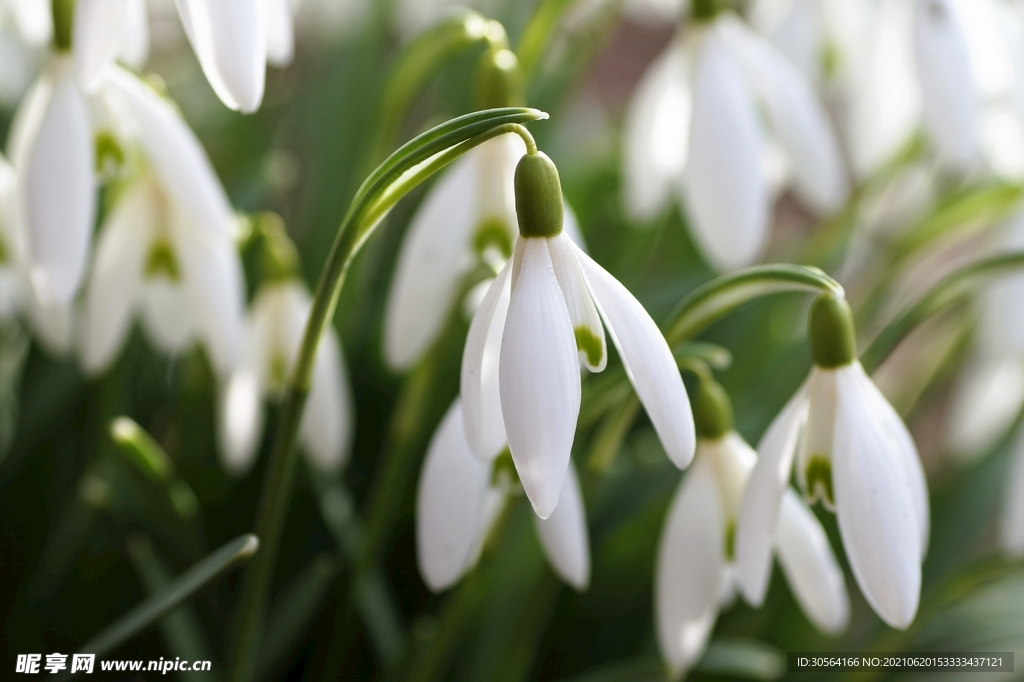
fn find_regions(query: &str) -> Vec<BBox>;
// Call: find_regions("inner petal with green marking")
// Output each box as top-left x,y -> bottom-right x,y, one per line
803,455 -> 835,510
144,239 -> 181,282
574,325 -> 604,370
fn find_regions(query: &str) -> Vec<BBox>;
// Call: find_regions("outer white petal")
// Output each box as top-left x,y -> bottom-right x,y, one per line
832,364 -> 922,630
73,0 -> 130,92
79,181 -> 153,374
735,377 -> 810,606
775,491 -> 850,635
718,16 -> 848,215
548,234 -> 606,372
572,241 -> 695,469
655,455 -> 724,677
854,362 -> 929,558
117,0 -> 151,71
1000,426 -> 1024,557
622,40 -> 690,222
499,238 -> 580,519
912,0 -> 979,170
946,356 -> 1024,459
416,400 -> 499,592
534,463 -> 590,591
384,150 -> 477,370
176,0 -> 267,113
102,68 -> 235,241
8,0 -> 53,45
218,368 -> 264,475
19,57 -> 95,304
140,279 -> 196,354
682,28 -> 768,271
264,0 -> 296,67
26,289 -> 74,355
300,325 -> 354,473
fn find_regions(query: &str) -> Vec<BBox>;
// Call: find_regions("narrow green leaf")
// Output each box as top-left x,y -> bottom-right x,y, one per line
665,264 -> 844,345
81,534 -> 258,660
694,638 -> 785,681
110,416 -> 200,520
861,252 -> 1024,373
586,397 -> 640,474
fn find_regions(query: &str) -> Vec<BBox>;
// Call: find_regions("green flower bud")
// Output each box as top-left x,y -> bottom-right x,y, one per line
808,294 -> 856,368
693,377 -> 733,440
514,152 -> 563,239
475,48 -> 524,110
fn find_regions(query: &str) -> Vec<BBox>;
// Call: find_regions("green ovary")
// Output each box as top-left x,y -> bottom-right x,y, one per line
574,326 -> 603,368
473,217 -> 513,259
804,456 -> 835,508
144,240 -> 181,281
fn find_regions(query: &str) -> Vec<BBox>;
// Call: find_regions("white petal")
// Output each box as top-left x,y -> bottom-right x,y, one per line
415,400 -> 500,592
534,463 -> 590,591
176,0 -> 267,113
775,491 -> 850,636
947,356 -> 1024,460
264,0 -> 295,66
117,0 -> 151,71
561,201 -> 587,252
548,234 -> 606,372
79,181 -> 153,375
8,0 -> 53,45
102,68 -> 235,240
300,325 -> 354,473
855,362 -> 929,558
26,287 -> 74,355
499,238 -> 580,519
912,0 -> 980,170
1000,426 -> 1024,557
572,241 -> 695,469
682,28 -> 768,271
19,57 -> 95,304
832,364 -> 922,630
718,15 -> 848,215
140,279 -> 196,354
383,149 -> 478,370
735,377 -> 809,606
622,40 -> 690,222
73,0 -> 130,92
655,455 -> 724,677
218,368 -> 264,475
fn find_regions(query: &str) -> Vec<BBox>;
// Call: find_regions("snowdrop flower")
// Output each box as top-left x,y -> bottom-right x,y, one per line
656,377 -> 848,677
218,278 -> 354,475
462,150 -> 695,518
79,68 -> 245,376
735,294 -> 930,630
623,8 -> 847,271
416,399 -> 589,591
174,0 -> 302,113
384,132 -> 583,371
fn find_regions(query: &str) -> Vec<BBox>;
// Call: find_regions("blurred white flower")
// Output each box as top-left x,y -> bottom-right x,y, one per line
1001,426 -> 1024,556
656,431 -> 848,677
218,279 -> 354,476
79,68 -> 245,376
383,134 -> 583,372
623,12 -> 847,271
462,224 -> 694,518
416,399 -> 590,592
735,297 -> 929,630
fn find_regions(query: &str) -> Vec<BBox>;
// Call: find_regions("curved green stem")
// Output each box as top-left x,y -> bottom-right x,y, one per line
664,264 -> 844,345
861,252 -> 1024,374
227,107 -> 547,682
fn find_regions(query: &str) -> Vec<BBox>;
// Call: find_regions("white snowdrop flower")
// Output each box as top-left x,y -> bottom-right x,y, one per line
735,294 -> 930,630
416,398 -> 590,592
462,151 -> 695,519
656,379 -> 848,677
79,67 -> 245,376
218,279 -> 354,475
622,9 -> 847,271
384,133 -> 585,371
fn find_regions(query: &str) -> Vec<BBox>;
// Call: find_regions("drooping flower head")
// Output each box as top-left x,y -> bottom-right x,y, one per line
656,376 -> 848,676
461,148 -> 695,519
735,294 -> 930,630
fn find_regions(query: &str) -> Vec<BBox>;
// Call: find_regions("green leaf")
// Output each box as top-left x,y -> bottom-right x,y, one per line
694,638 -> 785,681
516,0 -> 578,80
861,251 -> 1024,373
665,264 -> 844,345
555,656 -> 666,682
79,534 -> 258,660
110,416 -> 200,521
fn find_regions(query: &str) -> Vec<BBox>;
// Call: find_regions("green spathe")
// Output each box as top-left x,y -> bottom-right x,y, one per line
808,294 -> 856,368
693,379 -> 733,440
514,152 -> 563,238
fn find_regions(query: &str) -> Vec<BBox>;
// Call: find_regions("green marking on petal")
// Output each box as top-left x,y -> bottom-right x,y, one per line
473,217 -> 514,259
821,40 -> 841,81
269,351 -> 289,391
574,325 -> 604,368
725,518 -> 736,562
490,447 -> 520,487
0,232 -> 8,265
804,455 -> 835,509
95,131 -> 126,176
144,239 -> 181,282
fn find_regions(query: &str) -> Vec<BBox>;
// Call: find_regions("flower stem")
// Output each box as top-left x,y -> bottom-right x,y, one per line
226,108 -> 546,682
